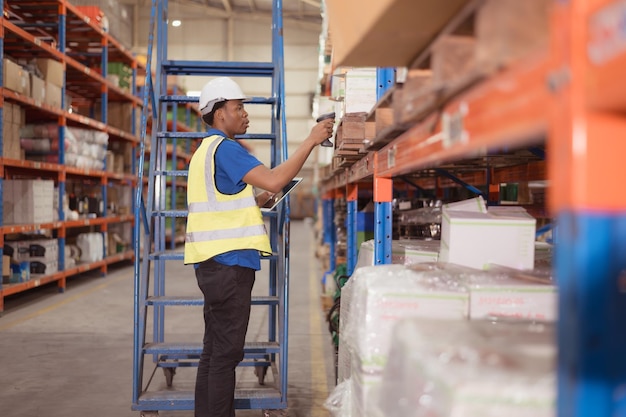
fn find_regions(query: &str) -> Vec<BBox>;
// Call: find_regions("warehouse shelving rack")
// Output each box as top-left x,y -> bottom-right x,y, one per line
132,0 -> 292,415
0,0 -> 142,312
319,0 -> 626,415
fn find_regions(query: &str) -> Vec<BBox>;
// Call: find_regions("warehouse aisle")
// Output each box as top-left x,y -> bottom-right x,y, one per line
0,220 -> 335,417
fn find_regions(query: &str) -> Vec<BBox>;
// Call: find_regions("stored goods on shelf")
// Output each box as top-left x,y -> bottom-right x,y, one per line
2,179 -> 55,224
355,239 -> 440,269
343,68 -> 378,114
2,58 -> 28,94
76,233 -> 104,263
2,102 -> 24,159
20,125 -> 109,170
475,0 -> 552,72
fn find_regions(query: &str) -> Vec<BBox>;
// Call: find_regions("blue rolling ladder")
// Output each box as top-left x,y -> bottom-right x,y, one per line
132,0 -> 291,415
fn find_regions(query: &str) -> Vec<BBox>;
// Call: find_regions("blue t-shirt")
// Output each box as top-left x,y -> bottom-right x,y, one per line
198,129 -> 264,270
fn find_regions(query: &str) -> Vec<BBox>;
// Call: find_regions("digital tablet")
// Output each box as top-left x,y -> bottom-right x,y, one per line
260,177 -> 303,212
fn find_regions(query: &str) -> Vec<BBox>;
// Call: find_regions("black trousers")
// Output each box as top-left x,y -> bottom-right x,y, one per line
194,259 -> 255,417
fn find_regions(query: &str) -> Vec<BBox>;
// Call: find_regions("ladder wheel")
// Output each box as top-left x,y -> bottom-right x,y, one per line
163,367 -> 176,387
140,412 -> 159,417
254,364 -> 268,385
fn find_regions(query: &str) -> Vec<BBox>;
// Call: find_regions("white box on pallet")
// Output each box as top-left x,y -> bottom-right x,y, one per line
339,265 -> 469,377
440,198 -> 536,270
467,274 -> 557,321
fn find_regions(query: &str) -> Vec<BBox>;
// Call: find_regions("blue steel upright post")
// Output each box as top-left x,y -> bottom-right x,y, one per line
373,68 -> 395,265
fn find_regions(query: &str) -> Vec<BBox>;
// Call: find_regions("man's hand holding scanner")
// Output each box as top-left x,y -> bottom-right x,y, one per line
315,112 -> 336,147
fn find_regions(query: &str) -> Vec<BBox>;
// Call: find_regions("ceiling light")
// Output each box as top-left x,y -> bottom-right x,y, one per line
172,19 -> 181,27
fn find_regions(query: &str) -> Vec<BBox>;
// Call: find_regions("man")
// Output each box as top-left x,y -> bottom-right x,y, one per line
184,76 -> 334,417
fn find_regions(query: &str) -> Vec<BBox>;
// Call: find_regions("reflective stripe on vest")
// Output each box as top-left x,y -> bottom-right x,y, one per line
186,224 -> 267,242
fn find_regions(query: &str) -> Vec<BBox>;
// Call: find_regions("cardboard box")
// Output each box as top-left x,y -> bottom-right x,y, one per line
476,0 -> 552,71
3,180 -> 14,224
8,239 -> 59,262
44,82 -> 63,108
2,255 -> 10,278
440,201 -> 536,270
344,68 -> 378,114
465,272 -> 557,321
36,58 -> 64,88
5,179 -> 55,224
3,58 -> 28,94
10,261 -> 30,283
431,35 -> 477,85
325,0 -> 469,67
108,102 -> 133,131
30,73 -> 46,103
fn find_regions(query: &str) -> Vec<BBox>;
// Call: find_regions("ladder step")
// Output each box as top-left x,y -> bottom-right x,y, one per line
147,295 -> 280,306
156,132 -> 277,141
152,210 -> 188,218
234,133 -> 276,141
136,388 -> 283,411
157,132 -> 208,140
144,341 -> 280,356
153,169 -> 188,177
162,60 -> 275,77
148,250 -> 278,262
149,250 -> 184,261
160,95 -> 276,106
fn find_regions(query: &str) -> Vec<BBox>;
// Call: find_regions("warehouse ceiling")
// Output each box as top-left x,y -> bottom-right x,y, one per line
123,0 -> 323,31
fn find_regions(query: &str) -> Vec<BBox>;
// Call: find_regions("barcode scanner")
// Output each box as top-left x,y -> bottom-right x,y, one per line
316,112 -> 336,147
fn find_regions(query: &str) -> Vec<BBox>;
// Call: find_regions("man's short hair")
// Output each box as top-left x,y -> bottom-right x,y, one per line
202,100 -> 227,126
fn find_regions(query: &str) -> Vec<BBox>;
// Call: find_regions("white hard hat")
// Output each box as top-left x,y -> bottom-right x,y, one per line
198,77 -> 248,115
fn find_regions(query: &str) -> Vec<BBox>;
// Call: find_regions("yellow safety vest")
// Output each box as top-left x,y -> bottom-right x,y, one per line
184,135 -> 272,264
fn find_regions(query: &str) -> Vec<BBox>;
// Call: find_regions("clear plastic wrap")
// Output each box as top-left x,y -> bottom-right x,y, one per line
324,379 -> 352,417
372,318 -> 556,417
336,264 -> 469,415
415,263 -> 557,321
20,124 -> 109,170
355,239 -> 440,269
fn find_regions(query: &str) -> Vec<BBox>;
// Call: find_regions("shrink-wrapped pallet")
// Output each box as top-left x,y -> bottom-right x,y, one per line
337,264 -> 469,416
370,318 -> 555,417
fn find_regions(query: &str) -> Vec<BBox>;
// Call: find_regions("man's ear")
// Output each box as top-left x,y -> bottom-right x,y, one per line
214,107 -> 223,122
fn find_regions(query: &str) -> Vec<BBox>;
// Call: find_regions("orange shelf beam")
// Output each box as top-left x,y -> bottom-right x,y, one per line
376,50 -> 554,178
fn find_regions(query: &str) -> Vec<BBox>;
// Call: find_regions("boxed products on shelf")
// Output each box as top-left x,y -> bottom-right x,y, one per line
344,68 -> 378,114
2,58 -> 29,94
475,0 -> 552,71
20,124 -> 109,170
6,238 -> 59,263
2,179 -> 55,224
34,58 -> 64,88
9,261 -> 30,284
2,102 -> 24,160
355,239 -> 440,269
29,73 -> 46,103
76,233 -> 104,263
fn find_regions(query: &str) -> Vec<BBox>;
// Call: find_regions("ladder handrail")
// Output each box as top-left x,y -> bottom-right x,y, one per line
133,0 -> 159,404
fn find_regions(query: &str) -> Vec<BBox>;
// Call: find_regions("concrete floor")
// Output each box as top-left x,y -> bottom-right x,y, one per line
0,220 -> 335,417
